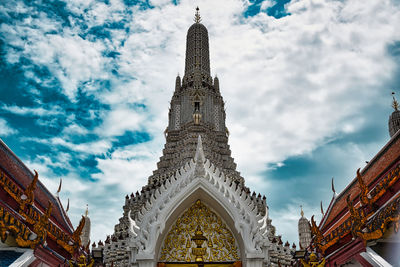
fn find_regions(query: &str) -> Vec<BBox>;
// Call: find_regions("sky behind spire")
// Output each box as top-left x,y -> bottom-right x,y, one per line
1,0 -> 400,245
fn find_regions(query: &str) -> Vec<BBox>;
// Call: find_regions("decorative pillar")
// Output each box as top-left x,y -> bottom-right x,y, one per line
137,258 -> 156,267
245,255 -> 265,267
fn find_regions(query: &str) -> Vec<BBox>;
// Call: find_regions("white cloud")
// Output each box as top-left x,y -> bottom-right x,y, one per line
94,106 -> 146,137
3,0 -> 400,245
2,105 -> 63,116
0,118 -> 17,136
51,137 -> 112,154
62,124 -> 90,135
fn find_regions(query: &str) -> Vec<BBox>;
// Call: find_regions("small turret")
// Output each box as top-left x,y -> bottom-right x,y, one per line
389,92 -> 400,137
298,205 -> 311,249
214,76 -> 219,92
175,75 -> 181,91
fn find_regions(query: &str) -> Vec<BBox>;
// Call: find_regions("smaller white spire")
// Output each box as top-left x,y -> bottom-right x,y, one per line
80,204 -> 91,247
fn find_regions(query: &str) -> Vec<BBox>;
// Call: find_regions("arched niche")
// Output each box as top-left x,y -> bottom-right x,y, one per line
154,186 -> 246,262
159,199 -> 240,262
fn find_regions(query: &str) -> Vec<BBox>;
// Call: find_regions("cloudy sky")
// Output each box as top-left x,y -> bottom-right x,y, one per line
1,0 -> 400,246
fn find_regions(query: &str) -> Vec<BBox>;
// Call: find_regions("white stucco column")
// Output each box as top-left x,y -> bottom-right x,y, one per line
137,253 -> 156,267
245,253 -> 265,267
137,258 -> 156,267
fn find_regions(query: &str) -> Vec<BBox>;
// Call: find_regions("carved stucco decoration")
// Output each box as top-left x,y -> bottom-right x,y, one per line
159,199 -> 240,262
127,136 -> 270,261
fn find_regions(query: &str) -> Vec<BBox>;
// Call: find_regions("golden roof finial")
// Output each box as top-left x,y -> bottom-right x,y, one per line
85,204 -> 89,217
194,7 -> 201,23
392,92 -> 399,111
300,205 -> 304,217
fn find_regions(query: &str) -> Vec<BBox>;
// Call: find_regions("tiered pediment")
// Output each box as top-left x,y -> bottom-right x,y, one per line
104,136 -> 271,266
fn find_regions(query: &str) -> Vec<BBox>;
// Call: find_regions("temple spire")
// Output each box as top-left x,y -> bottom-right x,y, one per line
184,7 -> 210,78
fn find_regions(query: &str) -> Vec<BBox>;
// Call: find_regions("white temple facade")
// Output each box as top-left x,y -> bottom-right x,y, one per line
102,8 -> 294,267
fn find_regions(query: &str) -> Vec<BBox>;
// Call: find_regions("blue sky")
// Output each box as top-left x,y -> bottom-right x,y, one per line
1,0 -> 400,246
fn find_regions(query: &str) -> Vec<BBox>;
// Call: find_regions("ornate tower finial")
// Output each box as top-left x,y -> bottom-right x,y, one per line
392,92 -> 399,111
300,205 -> 304,217
194,7 -> 201,23
85,204 -> 89,217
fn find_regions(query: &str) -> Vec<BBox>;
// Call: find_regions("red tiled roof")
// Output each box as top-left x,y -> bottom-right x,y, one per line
320,130 -> 400,231
0,138 -> 74,234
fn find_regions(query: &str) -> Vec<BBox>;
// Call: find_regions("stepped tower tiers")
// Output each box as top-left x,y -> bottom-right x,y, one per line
148,7 -> 244,189
104,9 -> 294,267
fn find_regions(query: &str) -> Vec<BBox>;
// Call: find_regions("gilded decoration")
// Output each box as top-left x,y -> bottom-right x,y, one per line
310,162 -> 400,254
159,200 -> 240,262
0,169 -> 84,254
69,255 -> 94,267
356,169 -> 371,207
300,253 -> 325,267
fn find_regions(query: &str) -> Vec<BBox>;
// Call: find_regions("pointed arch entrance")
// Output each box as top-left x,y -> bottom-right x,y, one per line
126,136 -> 269,267
158,200 -> 241,267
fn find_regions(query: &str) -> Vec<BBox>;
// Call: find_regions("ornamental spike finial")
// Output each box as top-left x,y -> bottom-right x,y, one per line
320,201 -> 324,216
300,205 -> 304,217
194,7 -> 201,23
66,198 -> 70,212
85,204 -> 89,217
56,178 -> 62,195
331,177 -> 336,195
392,92 -> 399,111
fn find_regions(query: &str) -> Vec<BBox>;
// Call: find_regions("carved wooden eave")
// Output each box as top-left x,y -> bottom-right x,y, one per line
0,168 -> 84,255
319,130 -> 400,231
310,160 -> 400,254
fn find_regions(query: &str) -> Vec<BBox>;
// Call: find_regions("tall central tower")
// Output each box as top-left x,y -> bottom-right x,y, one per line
103,9 -> 294,267
148,8 -> 244,187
